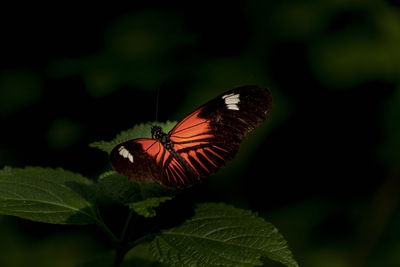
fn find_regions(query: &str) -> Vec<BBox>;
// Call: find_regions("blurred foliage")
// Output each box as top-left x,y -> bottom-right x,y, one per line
380,87 -> 400,172
48,12 -> 196,96
308,2 -> 400,88
0,70 -> 42,117
1,0 -> 400,266
0,216 -> 102,267
46,119 -> 84,150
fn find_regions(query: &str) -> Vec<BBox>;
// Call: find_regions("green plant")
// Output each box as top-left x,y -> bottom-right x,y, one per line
0,122 -> 298,267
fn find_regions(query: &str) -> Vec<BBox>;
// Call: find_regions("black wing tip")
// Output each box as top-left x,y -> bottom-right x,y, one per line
232,84 -> 272,101
234,84 -> 270,91
234,84 -> 273,113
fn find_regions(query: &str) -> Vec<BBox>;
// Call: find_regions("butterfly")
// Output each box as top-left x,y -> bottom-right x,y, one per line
110,85 -> 272,189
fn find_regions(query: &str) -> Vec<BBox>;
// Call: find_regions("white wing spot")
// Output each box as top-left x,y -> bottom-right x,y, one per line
222,93 -> 240,110
118,146 -> 134,163
222,93 -> 235,99
227,104 -> 239,110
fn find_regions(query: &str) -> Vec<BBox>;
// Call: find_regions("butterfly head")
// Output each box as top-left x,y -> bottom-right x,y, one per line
151,125 -> 163,139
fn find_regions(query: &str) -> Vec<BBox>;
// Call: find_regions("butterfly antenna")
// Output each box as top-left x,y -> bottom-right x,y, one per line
155,86 -> 160,123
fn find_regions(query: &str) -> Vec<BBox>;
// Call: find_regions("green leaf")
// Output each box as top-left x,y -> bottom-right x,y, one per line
151,203 -> 298,267
97,171 -> 175,217
125,242 -> 168,267
97,171 -> 175,205
0,167 -> 98,225
80,244 -> 168,267
97,171 -> 140,204
128,197 -> 172,218
133,180 -> 176,202
90,121 -> 177,154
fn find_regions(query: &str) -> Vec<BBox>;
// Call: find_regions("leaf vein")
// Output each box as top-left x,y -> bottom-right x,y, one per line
0,198 -> 94,219
162,231 -> 267,252
0,180 -> 66,204
160,235 -> 252,266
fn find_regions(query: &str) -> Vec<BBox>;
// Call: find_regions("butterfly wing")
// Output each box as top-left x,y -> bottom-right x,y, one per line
110,138 -> 193,188
110,139 -> 165,184
169,85 -> 272,183
110,85 -> 272,189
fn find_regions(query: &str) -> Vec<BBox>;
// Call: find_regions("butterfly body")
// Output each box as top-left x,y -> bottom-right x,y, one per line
151,126 -> 173,150
110,86 -> 272,189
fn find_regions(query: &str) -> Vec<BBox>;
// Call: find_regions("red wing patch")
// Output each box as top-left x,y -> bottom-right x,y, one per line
136,139 -> 191,187
136,139 -> 189,186
164,156 -> 187,186
175,144 -> 230,177
169,107 -> 214,144
169,105 -> 233,179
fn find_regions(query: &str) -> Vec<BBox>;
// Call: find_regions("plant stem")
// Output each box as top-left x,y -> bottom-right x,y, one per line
120,209 -> 135,241
101,222 -> 118,242
97,209 -> 149,267
94,210 -> 119,244
114,247 -> 129,267
114,210 -> 136,267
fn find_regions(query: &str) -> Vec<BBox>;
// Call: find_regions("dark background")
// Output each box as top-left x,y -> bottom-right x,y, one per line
1,1 -> 400,266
